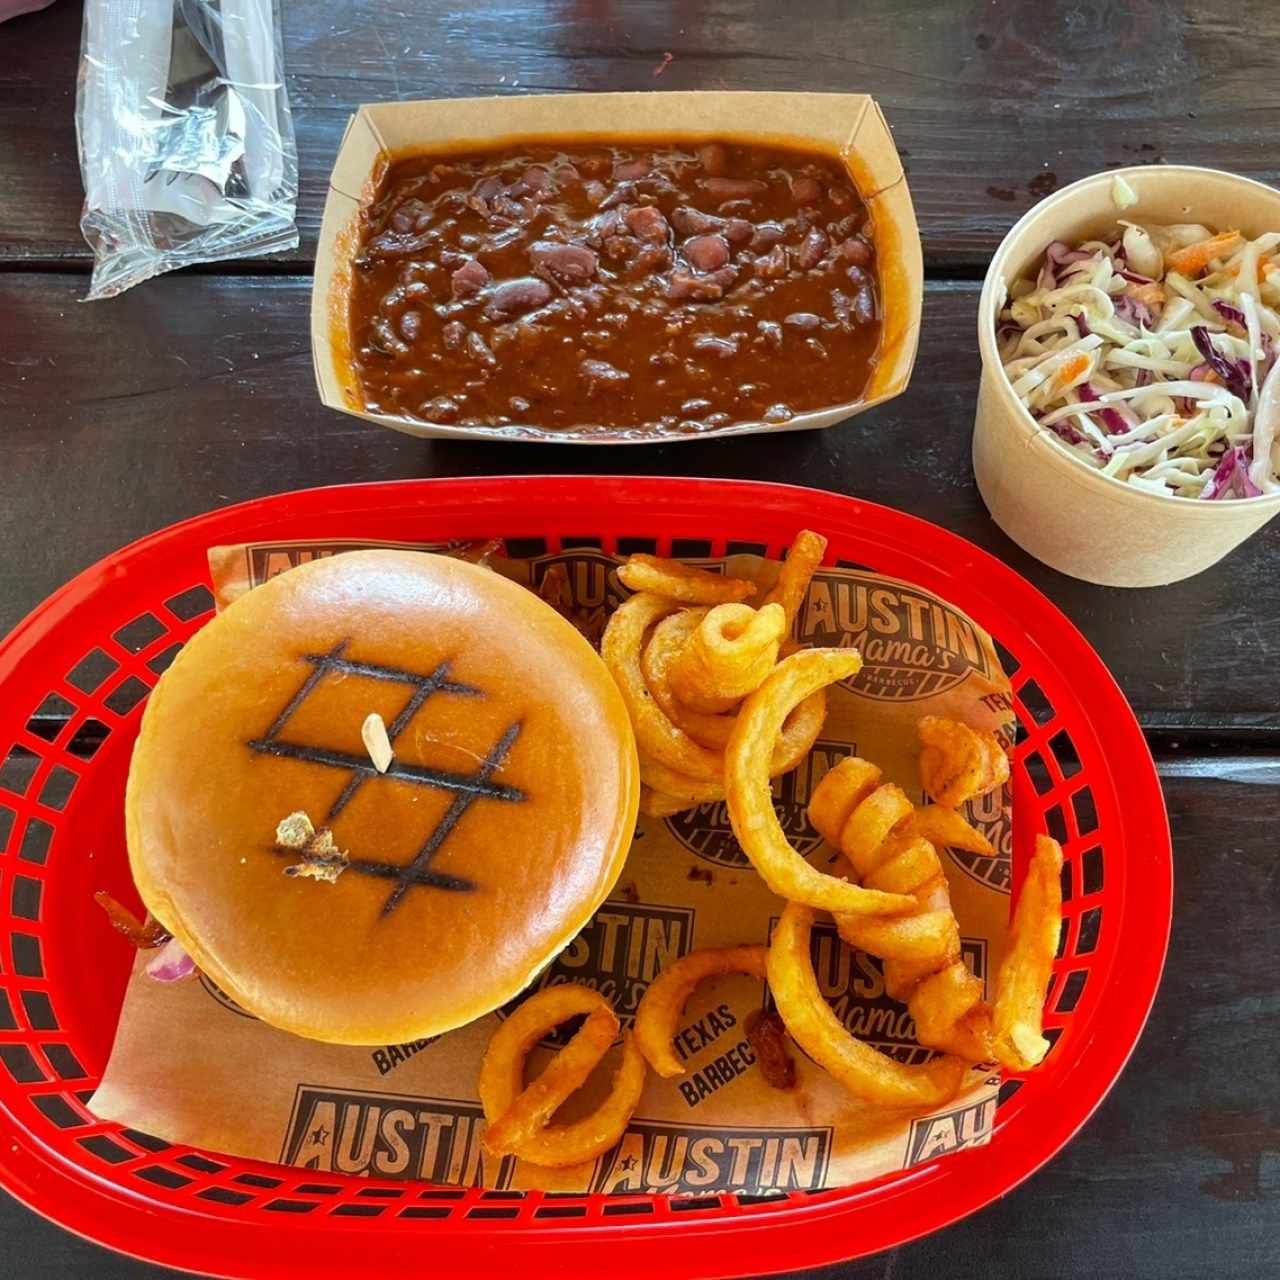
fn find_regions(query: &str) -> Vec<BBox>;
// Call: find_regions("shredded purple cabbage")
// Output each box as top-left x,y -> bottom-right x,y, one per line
1073,311 -> 1091,338
1114,294 -> 1153,329
1200,446 -> 1263,500
1191,326 -> 1252,401
1047,241 -> 1094,267
1212,299 -> 1247,330
1118,268 -> 1154,285
1079,379 -> 1128,434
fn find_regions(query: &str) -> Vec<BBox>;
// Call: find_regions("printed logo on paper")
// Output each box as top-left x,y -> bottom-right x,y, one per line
281,1085 -> 514,1187
370,1036 -> 441,1077
497,901 -> 694,1041
666,739 -> 853,868
796,571 -> 991,701
242,539 -> 453,590
529,549 -> 627,640
766,919 -> 988,1066
905,1093 -> 997,1167
945,783 -> 1013,894
663,999 -> 759,1110
591,1119 -> 832,1194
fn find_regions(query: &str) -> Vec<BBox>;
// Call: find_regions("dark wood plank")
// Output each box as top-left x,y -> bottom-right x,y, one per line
1,271 -> 1276,731
3,761 -> 1275,1278
3,0 -> 1279,270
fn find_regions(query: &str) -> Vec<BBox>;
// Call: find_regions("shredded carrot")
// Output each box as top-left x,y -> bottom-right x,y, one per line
1052,351 -> 1091,391
1231,258 -> 1273,283
1198,369 -> 1222,385
1129,282 -> 1166,309
1165,231 -> 1244,278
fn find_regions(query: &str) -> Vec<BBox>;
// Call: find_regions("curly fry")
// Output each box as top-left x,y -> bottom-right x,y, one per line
993,836 -> 1064,1070
809,758 -> 996,1061
634,945 -> 768,1077
761,530 -> 828,630
479,985 -> 646,1168
726,650 -> 915,916
767,902 -> 968,1107
639,786 -> 691,819
917,716 -> 1010,808
618,554 -> 754,604
670,602 -> 786,713
641,609 -> 826,760
601,593 -> 723,781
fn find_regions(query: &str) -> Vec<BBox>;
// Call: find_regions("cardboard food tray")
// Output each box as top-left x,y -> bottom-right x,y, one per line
92,536 -> 1012,1197
312,91 -> 922,444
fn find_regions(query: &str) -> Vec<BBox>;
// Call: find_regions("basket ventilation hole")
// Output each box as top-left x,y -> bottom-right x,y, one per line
502,538 -> 548,559
67,718 -> 110,759
10,874 -> 42,920
66,649 -> 119,695
103,676 -> 151,719
21,991 -> 58,1030
134,1166 -> 195,1190
164,585 -> 215,621
0,1044 -> 47,1084
1047,728 -> 1081,777
1071,786 -> 1099,837
19,817 -> 53,864
77,1134 -> 136,1165
1025,752 -> 1053,796
112,613 -> 167,653
43,1043 -> 87,1080
37,766 -> 78,811
616,537 -> 658,556
148,644 -> 183,677
1081,847 -> 1104,895
263,1199 -> 320,1215
1016,678 -> 1055,727
1075,907 -> 1102,956
1043,804 -> 1068,847
0,747 -> 38,797
27,694 -> 75,742
997,1078 -> 1024,1106
31,1093 -> 84,1129
1055,969 -> 1088,1013
12,934 -> 44,978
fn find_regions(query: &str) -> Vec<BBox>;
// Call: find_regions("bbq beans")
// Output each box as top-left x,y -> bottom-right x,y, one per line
348,140 -> 881,434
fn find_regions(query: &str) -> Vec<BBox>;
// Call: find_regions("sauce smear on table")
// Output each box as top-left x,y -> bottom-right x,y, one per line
347,139 -> 881,436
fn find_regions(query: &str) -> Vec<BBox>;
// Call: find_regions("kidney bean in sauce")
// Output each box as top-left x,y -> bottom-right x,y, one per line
347,140 -> 881,434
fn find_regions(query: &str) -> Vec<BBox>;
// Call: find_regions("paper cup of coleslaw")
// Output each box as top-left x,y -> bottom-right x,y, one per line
974,165 -> 1280,587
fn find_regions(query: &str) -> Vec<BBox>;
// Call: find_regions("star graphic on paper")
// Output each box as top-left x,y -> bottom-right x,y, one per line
619,1155 -> 637,1173
310,1126 -> 330,1145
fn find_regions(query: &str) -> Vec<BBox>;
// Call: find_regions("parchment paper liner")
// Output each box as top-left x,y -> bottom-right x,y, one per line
93,538 -> 1014,1195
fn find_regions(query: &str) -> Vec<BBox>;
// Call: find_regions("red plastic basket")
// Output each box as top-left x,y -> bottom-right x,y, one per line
0,477 -> 1170,1279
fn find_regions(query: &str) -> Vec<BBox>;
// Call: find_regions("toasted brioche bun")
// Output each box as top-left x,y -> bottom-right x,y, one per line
125,550 -> 639,1044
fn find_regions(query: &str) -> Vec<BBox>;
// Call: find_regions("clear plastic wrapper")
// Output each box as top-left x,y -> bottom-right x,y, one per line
76,0 -> 298,299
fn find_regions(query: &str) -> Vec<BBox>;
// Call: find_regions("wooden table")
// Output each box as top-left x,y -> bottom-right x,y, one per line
1,2 -> 1276,1276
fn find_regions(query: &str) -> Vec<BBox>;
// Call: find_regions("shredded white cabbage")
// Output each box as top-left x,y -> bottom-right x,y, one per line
998,222 -> 1280,499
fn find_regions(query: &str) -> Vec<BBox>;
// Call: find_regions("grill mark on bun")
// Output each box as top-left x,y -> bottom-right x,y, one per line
381,719 -> 524,916
250,647 -> 527,915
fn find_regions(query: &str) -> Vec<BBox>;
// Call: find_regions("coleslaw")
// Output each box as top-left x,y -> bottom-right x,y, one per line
997,222 -> 1280,498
